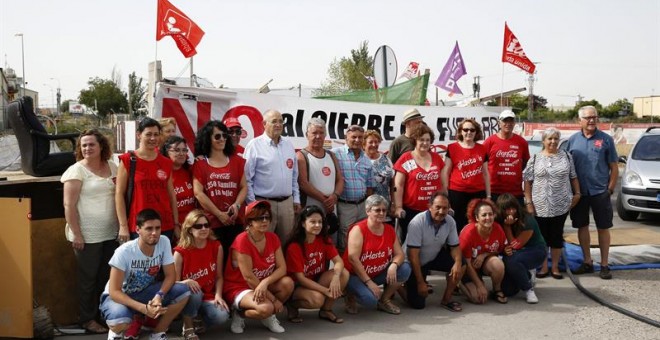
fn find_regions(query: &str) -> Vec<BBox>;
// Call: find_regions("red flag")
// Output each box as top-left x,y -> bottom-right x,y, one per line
156,0 -> 205,58
502,23 -> 535,74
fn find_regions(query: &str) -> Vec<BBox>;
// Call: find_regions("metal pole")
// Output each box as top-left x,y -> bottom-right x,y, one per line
298,83 -> 301,97
15,33 -> 25,97
381,45 -> 388,88
190,57 -> 194,87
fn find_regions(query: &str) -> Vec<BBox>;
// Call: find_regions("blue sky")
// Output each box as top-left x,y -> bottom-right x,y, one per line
2,0 -> 658,109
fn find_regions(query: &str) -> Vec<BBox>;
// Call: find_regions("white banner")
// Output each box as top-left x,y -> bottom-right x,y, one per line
153,84 -> 504,153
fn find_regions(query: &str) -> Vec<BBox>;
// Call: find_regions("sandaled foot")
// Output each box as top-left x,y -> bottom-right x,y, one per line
82,320 -> 108,334
440,301 -> 462,312
377,299 -> 401,315
286,302 -> 303,323
319,309 -> 344,323
491,290 -> 508,304
182,327 -> 199,340
344,295 -> 358,314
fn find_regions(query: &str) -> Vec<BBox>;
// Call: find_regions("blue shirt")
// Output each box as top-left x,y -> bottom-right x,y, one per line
244,134 -> 300,203
331,146 -> 374,201
567,129 -> 618,196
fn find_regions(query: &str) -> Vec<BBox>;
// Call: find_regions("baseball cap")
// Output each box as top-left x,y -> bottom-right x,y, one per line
499,110 -> 516,120
245,200 -> 270,218
224,117 -> 242,129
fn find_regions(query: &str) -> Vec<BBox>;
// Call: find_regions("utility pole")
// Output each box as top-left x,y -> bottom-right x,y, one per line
527,72 -> 535,120
472,76 -> 481,98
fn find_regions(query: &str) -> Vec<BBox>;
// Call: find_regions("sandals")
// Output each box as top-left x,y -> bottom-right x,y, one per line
535,271 -> 549,279
286,301 -> 303,323
319,309 -> 344,324
344,295 -> 358,315
440,301 -> 463,312
82,320 -> 108,334
491,290 -> 508,304
182,327 -> 199,340
377,299 -> 401,315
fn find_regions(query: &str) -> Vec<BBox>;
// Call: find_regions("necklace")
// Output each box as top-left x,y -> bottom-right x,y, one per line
248,230 -> 265,243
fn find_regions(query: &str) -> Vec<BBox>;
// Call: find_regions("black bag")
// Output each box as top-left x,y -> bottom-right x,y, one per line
326,211 -> 339,235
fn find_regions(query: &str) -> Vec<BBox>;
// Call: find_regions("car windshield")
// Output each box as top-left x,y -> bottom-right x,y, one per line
631,135 -> 660,161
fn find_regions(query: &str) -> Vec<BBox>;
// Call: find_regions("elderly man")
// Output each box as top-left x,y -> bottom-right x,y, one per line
331,125 -> 374,253
100,209 -> 190,340
244,109 -> 301,241
297,117 -> 344,213
223,117 -> 245,158
483,109 -> 530,203
389,108 -> 425,164
402,192 -> 464,311
566,105 -> 618,280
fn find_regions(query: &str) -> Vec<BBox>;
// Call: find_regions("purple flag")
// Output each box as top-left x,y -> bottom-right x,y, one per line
435,41 -> 467,95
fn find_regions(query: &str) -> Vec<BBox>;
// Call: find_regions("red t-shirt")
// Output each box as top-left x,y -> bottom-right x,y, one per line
483,134 -> 530,196
222,232 -> 280,304
174,240 -> 220,301
173,167 -> 196,224
458,222 -> 507,259
394,151 -> 445,211
342,219 -> 396,278
119,153 -> 174,232
235,145 -> 245,159
285,236 -> 338,281
446,142 -> 488,193
192,156 -> 245,228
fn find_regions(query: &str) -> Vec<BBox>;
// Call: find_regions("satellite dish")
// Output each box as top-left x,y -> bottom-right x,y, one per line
373,45 -> 398,88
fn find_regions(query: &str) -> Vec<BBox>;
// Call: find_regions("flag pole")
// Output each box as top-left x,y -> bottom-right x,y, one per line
500,63 -> 505,106
190,57 -> 194,87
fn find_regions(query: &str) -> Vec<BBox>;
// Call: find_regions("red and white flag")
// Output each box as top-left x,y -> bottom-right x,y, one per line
364,75 -> 378,90
399,62 -> 420,80
501,22 -> 535,74
156,0 -> 205,58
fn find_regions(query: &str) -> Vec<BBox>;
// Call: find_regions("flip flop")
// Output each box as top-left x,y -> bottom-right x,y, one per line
491,290 -> 508,304
440,301 -> 462,312
319,309 -> 344,324
287,304 -> 303,323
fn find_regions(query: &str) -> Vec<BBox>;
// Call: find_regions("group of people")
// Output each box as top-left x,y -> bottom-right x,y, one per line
61,105 -> 618,339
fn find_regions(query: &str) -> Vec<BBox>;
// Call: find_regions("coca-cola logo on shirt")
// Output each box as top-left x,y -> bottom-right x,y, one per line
416,171 -> 439,181
210,172 -> 230,180
286,158 -> 294,169
495,150 -> 518,158
322,166 -> 331,176
157,169 -> 168,180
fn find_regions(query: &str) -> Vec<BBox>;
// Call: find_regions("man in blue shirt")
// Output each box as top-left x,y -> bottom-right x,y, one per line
566,106 -> 618,280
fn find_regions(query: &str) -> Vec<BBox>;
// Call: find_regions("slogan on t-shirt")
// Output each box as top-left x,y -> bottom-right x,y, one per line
494,148 -> 521,177
360,248 -> 393,275
206,173 -> 238,199
456,156 -> 484,180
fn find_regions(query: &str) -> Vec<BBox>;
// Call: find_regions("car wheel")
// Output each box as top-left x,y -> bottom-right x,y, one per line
616,192 -> 639,221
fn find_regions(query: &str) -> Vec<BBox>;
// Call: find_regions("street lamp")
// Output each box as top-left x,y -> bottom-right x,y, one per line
15,33 -> 25,97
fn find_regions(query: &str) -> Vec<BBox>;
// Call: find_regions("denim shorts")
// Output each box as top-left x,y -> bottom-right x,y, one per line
100,282 -> 190,326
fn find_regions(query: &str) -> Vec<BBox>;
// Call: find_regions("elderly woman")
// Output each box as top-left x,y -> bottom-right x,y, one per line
223,201 -> 294,334
193,120 -> 247,253
159,117 -> 177,147
343,194 -> 411,315
174,210 -> 230,340
441,119 -> 491,232
61,129 -> 118,334
161,136 -> 196,228
523,128 -> 580,279
496,194 -> 547,303
393,124 -> 445,240
364,130 -> 394,209
459,199 -> 507,304
284,205 -> 349,323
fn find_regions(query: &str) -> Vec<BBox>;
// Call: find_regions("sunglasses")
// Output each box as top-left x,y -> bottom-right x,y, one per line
191,223 -> 210,230
462,128 -> 476,133
213,133 -> 228,141
252,215 -> 272,222
228,129 -> 242,136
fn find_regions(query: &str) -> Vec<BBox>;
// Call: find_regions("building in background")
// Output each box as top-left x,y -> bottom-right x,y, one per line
633,96 -> 660,119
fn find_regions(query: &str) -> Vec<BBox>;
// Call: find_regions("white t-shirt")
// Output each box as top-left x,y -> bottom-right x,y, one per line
60,161 -> 119,243
104,236 -> 174,295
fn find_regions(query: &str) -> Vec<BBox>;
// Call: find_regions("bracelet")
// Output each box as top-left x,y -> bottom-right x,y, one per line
525,202 -> 533,206
390,262 -> 399,268
363,278 -> 372,284
574,192 -> 581,196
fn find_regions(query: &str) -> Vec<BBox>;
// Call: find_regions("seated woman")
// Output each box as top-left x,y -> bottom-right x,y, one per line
459,199 -> 507,304
284,205 -> 349,324
174,210 -> 230,340
222,201 -> 294,334
495,193 -> 547,304
343,194 -> 411,315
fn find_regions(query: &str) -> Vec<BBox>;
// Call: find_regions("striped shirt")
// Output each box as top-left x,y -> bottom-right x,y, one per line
523,151 -> 577,217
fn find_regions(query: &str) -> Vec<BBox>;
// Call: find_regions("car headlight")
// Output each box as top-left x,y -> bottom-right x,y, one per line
623,171 -> 643,186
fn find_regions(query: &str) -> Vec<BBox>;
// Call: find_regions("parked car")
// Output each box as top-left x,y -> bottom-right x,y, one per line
617,127 -> 660,221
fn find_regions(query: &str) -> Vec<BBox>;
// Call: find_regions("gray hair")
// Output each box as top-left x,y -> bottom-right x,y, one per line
306,117 -> 327,134
541,127 -> 561,150
365,194 -> 388,211
578,105 -> 598,118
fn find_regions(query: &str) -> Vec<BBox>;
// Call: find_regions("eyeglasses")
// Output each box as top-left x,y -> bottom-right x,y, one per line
213,133 -> 228,141
252,215 -> 272,222
228,129 -> 242,136
462,128 -> 476,133
191,223 -> 210,230
168,148 -> 189,154
347,125 -> 365,133
371,208 -> 387,214
581,116 -> 598,121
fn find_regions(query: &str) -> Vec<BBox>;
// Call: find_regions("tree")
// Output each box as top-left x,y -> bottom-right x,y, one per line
314,40 -> 374,96
128,72 -> 147,117
79,77 -> 128,118
601,98 -> 632,119
566,99 -> 602,119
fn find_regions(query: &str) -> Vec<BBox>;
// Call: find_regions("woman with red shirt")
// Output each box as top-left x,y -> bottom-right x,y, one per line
223,201 -> 293,334
162,136 -> 196,230
284,205 -> 349,324
441,118 -> 491,232
174,210 -> 229,340
193,120 -> 247,254
393,124 -> 445,241
458,199 -> 507,304
343,194 -> 411,315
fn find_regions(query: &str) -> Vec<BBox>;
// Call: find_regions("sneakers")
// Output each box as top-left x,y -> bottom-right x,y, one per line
149,332 -> 167,340
573,262 -> 594,275
230,309 -> 245,334
123,317 -> 143,339
261,315 -> 285,333
600,266 -> 612,280
525,289 -> 539,304
107,329 -> 123,340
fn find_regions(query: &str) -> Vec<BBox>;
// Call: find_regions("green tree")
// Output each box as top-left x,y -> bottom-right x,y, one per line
79,77 -> 128,118
128,72 -> 147,117
314,40 -> 374,96
601,98 -> 632,119
566,99 -> 602,119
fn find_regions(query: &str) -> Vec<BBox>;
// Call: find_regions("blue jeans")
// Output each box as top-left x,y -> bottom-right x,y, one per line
182,291 -> 230,328
502,244 -> 547,295
346,262 -> 411,308
99,282 -> 190,326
